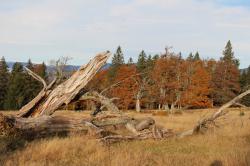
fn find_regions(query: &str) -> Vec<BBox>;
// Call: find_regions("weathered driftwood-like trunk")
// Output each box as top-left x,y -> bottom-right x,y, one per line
80,91 -> 120,114
177,89 -> 250,138
18,51 -> 111,118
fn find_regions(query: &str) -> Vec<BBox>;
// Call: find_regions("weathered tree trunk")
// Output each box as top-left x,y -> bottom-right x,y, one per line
136,96 -> 141,112
79,91 -> 120,114
18,51 -> 111,118
178,89 -> 250,138
0,113 -> 109,138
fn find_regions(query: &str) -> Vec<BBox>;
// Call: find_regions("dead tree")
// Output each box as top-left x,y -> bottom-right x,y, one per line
178,89 -> 250,138
18,51 -> 111,118
79,91 -> 120,114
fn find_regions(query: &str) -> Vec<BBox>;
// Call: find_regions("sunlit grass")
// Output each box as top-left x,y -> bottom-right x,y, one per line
1,108 -> 250,166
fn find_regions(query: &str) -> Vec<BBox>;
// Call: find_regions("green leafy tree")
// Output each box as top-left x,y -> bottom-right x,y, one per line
4,63 -> 26,110
0,57 -> 9,110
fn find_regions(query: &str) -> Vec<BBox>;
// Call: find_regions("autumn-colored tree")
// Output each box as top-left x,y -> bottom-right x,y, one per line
151,54 -> 183,110
87,69 -> 110,92
181,60 -> 212,108
34,62 -> 47,79
108,65 -> 139,110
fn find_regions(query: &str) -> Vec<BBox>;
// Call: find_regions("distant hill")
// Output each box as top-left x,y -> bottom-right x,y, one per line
6,62 -> 111,72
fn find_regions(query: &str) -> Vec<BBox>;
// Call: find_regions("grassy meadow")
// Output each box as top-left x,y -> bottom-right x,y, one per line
0,108 -> 250,166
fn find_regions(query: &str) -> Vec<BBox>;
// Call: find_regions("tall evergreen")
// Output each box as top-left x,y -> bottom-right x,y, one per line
212,41 -> 241,105
111,46 -> 124,67
222,40 -> 239,67
24,59 -> 42,104
4,63 -> 26,110
108,46 -> 125,81
137,50 -> 147,73
146,55 -> 154,71
127,57 -> 134,65
240,70 -> 247,88
0,57 -> 9,110
152,54 -> 159,62
194,52 -> 201,61
187,52 -> 194,61
241,66 -> 250,106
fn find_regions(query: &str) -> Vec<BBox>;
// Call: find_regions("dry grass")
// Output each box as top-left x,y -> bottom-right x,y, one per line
1,108 -> 250,166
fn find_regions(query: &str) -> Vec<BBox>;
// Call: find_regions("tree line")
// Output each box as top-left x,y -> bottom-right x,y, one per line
0,40 -> 249,111
88,40 -> 249,111
0,59 -> 46,110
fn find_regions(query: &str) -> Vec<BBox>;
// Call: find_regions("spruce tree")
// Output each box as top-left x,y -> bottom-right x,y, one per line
152,54 -> 159,61
242,66 -> 250,106
146,55 -> 154,71
240,70 -> 247,89
111,46 -> 124,67
222,40 -> 239,67
187,52 -> 194,61
4,63 -> 26,110
127,57 -> 134,65
24,59 -> 42,104
108,46 -> 125,81
212,41 -> 241,105
194,52 -> 201,61
0,57 -> 9,110
137,50 -> 147,73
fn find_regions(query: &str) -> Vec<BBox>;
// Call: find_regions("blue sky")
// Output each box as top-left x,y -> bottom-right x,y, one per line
0,0 -> 249,68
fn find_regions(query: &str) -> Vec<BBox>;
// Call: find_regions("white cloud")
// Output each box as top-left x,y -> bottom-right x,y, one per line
0,0 -> 249,67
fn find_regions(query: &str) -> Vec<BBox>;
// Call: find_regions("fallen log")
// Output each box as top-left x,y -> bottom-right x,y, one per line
178,89 -> 250,138
18,51 -> 111,118
79,91 -> 121,114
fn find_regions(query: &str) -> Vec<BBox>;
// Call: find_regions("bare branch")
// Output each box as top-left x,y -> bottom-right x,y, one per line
24,67 -> 47,88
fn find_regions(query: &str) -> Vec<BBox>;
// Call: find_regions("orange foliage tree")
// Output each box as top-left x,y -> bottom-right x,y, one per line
108,65 -> 139,110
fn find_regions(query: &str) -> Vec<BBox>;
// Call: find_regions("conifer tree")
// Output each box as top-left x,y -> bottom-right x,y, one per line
152,54 -> 159,61
241,66 -> 250,106
0,57 -> 9,110
222,40 -> 239,67
212,41 -> 241,105
111,46 -> 124,67
194,52 -> 200,61
127,57 -> 134,65
24,59 -> 42,104
146,55 -> 154,71
108,46 -> 125,81
187,52 -> 194,61
137,50 -> 147,73
4,63 -> 26,110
